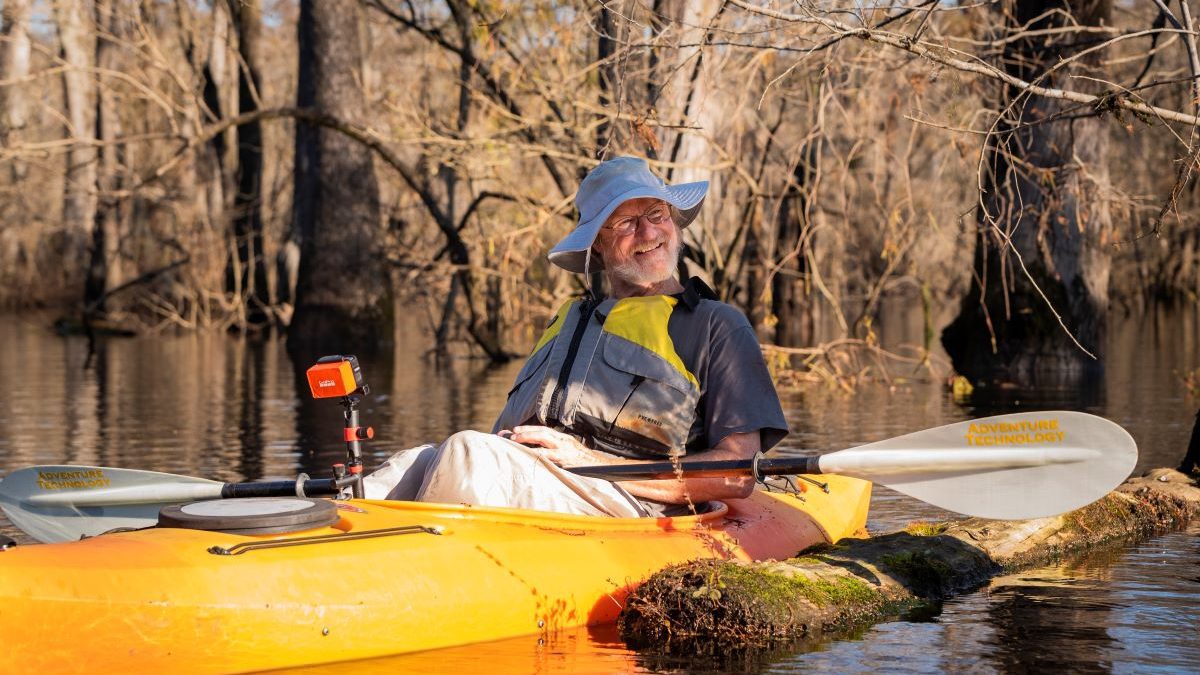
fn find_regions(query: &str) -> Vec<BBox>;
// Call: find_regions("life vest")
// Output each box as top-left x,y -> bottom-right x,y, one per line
492,293 -> 701,459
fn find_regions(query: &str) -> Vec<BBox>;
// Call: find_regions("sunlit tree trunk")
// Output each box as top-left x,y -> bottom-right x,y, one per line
201,0 -> 230,297
84,0 -> 124,315
658,0 -> 722,173
595,3 -> 617,158
0,0 -> 33,183
288,0 -> 388,360
55,0 -> 98,266
943,0 -> 1113,385
226,0 -> 269,324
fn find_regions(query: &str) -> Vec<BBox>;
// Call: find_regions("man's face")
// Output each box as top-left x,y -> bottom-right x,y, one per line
594,197 -> 681,286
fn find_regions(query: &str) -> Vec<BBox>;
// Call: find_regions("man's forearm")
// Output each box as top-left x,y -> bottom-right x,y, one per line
607,435 -> 760,505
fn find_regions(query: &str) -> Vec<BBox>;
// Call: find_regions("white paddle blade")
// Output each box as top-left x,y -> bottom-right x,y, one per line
818,411 -> 1137,520
0,466 -> 223,543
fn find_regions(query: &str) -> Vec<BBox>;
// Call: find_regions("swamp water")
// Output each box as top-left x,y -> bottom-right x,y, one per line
0,306 -> 1197,673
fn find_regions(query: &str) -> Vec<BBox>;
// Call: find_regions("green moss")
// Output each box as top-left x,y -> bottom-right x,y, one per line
1061,494 -> 1137,537
799,576 -> 880,606
715,562 -> 881,609
904,521 -> 949,537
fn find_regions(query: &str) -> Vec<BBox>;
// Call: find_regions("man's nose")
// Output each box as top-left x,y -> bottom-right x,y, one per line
634,215 -> 663,238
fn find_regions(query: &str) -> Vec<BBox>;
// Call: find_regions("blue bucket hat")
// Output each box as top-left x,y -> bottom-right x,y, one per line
548,156 -> 708,273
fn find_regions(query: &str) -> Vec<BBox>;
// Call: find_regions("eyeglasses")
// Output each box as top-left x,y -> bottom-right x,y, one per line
602,202 -> 672,237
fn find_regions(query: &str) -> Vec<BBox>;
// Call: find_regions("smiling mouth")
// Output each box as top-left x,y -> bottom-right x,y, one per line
635,242 -> 664,255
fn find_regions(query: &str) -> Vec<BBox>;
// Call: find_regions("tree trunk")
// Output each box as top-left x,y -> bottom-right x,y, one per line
288,0 -> 388,361
742,205 -> 765,334
942,0 -> 1113,386
0,0 -> 33,183
656,0 -> 723,182
200,0 -> 229,300
772,145 -> 817,347
55,0 -> 98,268
226,0 -> 269,324
84,0 -> 124,316
595,4 -> 617,158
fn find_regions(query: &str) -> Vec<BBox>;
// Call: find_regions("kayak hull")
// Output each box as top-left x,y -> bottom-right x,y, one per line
0,477 -> 869,673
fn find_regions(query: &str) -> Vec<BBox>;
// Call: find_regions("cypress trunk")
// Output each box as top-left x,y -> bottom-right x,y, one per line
227,0 -> 270,324
287,0 -> 389,362
54,0 -> 98,269
942,0 -> 1113,386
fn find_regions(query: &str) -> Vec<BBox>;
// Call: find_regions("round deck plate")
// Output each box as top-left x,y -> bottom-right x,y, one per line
158,497 -> 339,534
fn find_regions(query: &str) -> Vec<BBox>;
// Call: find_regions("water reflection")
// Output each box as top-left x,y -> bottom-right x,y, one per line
775,524 -> 1200,673
275,625 -> 648,675
0,304 -> 1197,671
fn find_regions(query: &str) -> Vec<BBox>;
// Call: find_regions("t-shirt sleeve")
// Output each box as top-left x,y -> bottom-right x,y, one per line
700,312 -> 789,451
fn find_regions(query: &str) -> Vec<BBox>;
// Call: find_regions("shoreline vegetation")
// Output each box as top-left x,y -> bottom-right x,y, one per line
3,2 -> 1199,384
617,467 -> 1200,656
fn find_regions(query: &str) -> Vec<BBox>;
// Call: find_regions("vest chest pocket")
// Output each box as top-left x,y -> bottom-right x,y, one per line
569,333 -> 699,459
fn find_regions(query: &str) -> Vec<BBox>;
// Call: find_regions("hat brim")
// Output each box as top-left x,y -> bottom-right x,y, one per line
548,180 -> 708,273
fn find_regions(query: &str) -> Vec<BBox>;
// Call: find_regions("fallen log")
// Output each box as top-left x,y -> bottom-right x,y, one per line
618,468 -> 1200,654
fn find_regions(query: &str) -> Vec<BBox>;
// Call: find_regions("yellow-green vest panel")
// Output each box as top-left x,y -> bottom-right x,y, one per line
492,295 -> 700,459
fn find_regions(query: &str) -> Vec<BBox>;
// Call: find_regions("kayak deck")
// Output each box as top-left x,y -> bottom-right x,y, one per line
0,476 -> 870,673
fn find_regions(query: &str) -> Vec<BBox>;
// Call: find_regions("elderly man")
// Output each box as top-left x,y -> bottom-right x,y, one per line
364,157 -> 787,517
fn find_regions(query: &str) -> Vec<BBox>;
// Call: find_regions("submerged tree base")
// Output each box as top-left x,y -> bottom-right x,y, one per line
619,468 -> 1200,654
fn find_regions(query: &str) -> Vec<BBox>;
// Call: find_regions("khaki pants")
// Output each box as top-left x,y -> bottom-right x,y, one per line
362,430 -> 649,518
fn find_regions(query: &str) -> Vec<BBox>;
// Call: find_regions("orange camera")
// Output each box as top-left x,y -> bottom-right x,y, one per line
306,355 -> 368,399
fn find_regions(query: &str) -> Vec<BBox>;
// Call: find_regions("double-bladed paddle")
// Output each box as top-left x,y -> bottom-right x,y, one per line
0,470 -> 350,544
572,411 -> 1137,521
0,411 -> 1137,543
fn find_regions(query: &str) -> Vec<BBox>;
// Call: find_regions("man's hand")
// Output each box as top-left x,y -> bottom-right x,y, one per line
498,425 -> 610,467
495,426 -> 760,504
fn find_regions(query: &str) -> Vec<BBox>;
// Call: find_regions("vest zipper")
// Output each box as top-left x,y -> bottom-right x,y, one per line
546,297 -> 597,425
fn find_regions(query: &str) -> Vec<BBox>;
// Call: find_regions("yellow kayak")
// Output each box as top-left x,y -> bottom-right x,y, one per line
0,477 -> 869,674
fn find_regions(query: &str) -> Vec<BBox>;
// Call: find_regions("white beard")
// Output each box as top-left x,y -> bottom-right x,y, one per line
604,235 -> 682,287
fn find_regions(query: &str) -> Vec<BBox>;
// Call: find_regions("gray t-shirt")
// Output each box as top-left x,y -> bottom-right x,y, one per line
667,279 -> 789,453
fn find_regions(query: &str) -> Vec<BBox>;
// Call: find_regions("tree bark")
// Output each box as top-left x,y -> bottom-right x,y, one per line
226,0 -> 269,324
772,145 -> 818,347
84,0 -> 124,316
0,0 -> 32,183
201,0 -> 229,294
942,0 -> 1113,386
54,0 -> 98,267
280,0 -> 315,311
595,4 -> 616,157
660,1 -> 722,172
287,0 -> 389,361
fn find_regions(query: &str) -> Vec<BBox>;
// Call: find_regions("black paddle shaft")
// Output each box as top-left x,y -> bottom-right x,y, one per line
568,455 -> 822,481
220,477 -> 351,499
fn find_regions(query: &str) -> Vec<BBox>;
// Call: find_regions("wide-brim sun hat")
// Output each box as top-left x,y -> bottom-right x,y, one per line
548,156 -> 708,273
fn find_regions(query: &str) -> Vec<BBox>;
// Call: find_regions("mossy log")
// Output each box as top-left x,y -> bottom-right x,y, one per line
618,468 -> 1200,653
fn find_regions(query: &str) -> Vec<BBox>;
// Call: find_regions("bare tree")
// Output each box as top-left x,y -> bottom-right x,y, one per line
84,0 -> 126,316
942,0 -> 1114,385
227,0 -> 269,325
288,0 -> 388,358
0,0 -> 33,183
54,0 -> 98,264
1,0 -> 1198,386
